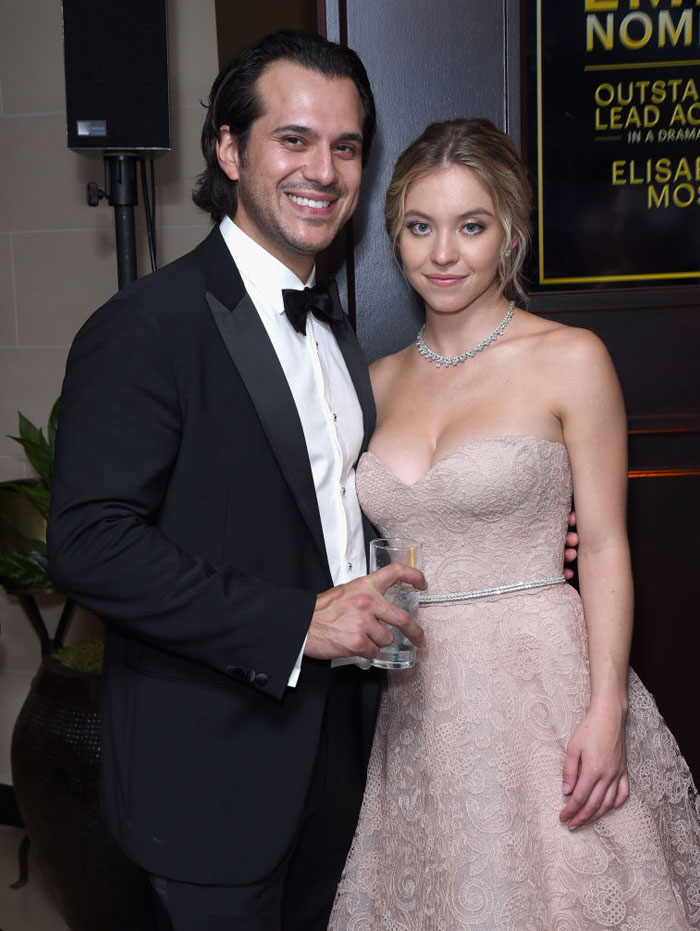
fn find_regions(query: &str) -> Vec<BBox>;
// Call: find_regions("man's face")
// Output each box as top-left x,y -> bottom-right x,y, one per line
217,61 -> 365,280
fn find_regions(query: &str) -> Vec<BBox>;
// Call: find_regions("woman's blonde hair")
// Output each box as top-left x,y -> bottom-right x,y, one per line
385,118 -> 532,306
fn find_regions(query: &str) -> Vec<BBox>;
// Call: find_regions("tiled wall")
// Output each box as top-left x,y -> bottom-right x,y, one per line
0,0 -> 218,781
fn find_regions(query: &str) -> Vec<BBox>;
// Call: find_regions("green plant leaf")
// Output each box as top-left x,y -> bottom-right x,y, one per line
0,403 -> 58,587
48,398 -> 60,467
9,423 -> 52,486
0,550 -> 52,592
21,422 -> 52,485
0,510 -> 46,553
0,510 -> 23,537
6,403 -> 59,488
12,482 -> 51,520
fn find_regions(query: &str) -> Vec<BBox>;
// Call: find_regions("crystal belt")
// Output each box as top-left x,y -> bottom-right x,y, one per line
418,575 -> 567,605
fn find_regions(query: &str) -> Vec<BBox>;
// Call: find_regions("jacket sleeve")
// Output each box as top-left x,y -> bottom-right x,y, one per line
47,295 -> 316,700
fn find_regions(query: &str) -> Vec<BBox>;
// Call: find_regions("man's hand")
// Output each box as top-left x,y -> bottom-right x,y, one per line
305,564 -> 426,661
564,511 -> 579,580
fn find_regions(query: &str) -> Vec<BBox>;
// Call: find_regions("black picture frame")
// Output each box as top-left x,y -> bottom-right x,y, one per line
523,0 -> 700,292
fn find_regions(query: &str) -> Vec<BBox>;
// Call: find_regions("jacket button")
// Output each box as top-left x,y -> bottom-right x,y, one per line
247,669 -> 257,683
254,673 -> 268,687
227,665 -> 247,681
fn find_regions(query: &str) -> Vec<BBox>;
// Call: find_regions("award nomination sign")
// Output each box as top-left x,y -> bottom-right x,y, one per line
530,0 -> 700,287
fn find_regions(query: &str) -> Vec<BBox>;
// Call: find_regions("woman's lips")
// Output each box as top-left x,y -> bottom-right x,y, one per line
424,275 -> 465,287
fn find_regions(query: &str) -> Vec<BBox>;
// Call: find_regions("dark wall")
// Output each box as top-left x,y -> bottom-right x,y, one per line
324,0 -> 700,781
326,0 -> 521,360
215,0 -> 317,70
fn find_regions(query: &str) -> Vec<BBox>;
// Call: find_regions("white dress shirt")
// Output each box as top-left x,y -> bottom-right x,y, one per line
219,217 -> 368,684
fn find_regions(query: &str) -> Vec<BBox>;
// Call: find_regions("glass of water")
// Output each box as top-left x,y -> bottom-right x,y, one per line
369,538 -> 423,670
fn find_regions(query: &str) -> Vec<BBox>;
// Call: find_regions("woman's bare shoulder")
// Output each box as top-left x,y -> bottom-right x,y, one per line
369,344 -> 414,392
517,312 -> 612,371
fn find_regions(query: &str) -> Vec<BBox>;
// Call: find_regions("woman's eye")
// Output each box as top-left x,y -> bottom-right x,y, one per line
463,221 -> 483,236
407,221 -> 430,235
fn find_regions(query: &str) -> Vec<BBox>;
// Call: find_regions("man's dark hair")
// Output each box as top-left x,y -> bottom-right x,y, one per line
192,30 -> 377,223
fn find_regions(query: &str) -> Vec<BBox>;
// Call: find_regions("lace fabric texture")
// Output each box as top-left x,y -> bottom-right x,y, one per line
329,436 -> 700,931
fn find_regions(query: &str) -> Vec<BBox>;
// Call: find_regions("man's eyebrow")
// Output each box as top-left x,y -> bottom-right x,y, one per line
273,123 -> 315,137
273,124 -> 363,146
335,132 -> 363,145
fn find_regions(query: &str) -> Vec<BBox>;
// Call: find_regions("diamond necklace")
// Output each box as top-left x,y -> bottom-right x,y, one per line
416,301 -> 515,369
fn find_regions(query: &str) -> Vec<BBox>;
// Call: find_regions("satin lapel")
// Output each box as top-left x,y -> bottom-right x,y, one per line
333,316 -> 376,454
205,285 -> 329,577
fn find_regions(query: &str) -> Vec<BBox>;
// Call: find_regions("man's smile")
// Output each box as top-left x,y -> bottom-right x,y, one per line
287,193 -> 335,209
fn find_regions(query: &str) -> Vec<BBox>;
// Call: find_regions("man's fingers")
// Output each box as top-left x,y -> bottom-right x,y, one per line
342,612 -> 417,659
373,598 -> 424,647
366,624 -> 399,658
367,564 -> 425,646
370,562 -> 426,593
307,566 -> 427,661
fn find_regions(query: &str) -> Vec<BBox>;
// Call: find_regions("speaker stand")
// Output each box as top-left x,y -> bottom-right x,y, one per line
87,153 -> 140,289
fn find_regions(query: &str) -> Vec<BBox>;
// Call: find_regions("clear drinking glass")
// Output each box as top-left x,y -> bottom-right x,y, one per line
369,538 -> 423,670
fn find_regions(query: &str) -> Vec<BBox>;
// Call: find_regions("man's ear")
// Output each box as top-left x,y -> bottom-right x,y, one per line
216,125 -> 240,181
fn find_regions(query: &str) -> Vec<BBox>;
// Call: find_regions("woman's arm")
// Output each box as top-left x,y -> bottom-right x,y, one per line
555,327 -> 633,830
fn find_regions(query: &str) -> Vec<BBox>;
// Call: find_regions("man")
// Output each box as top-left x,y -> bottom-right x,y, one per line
48,30 -> 424,931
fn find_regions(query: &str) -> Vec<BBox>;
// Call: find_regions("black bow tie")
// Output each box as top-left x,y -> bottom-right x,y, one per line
282,279 -> 344,335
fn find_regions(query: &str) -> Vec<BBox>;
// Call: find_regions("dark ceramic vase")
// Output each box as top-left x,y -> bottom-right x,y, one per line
11,656 -> 153,930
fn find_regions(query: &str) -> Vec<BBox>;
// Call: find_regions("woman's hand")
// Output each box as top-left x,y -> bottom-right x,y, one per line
559,702 -> 630,830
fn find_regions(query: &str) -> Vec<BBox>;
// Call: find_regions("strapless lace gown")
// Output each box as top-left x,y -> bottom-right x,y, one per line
329,436 -> 700,931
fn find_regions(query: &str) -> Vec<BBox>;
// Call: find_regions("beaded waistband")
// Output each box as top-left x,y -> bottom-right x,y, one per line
418,575 -> 566,605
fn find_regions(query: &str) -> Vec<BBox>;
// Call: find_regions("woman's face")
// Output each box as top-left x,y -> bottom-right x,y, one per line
398,165 -> 505,317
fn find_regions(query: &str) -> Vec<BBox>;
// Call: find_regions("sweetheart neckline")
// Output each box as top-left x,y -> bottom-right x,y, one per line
362,435 -> 568,488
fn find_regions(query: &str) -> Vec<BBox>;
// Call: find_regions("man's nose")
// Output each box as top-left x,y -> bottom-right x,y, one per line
303,146 -> 337,186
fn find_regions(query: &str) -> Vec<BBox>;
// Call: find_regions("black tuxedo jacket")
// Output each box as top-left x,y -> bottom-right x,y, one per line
47,227 -> 380,885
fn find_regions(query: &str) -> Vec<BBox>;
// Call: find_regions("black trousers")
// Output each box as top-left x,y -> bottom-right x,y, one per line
149,665 -> 366,931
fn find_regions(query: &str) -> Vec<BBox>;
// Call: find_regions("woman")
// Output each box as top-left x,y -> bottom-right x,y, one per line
329,119 -> 700,930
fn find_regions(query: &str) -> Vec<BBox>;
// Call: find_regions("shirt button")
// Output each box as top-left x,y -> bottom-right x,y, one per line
332,412 -> 337,421
347,562 -> 353,572
341,486 -> 346,495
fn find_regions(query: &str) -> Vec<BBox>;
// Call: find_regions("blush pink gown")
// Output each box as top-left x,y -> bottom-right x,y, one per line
329,436 -> 700,931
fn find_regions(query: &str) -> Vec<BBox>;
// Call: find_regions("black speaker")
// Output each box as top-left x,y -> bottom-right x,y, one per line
62,0 -> 170,151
